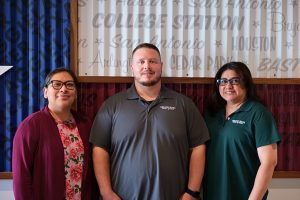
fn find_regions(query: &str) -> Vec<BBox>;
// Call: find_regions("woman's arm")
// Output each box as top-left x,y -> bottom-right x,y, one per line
12,121 -> 36,200
248,143 -> 278,200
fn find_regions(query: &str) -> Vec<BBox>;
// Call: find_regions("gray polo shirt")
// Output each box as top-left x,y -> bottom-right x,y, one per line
90,85 -> 209,200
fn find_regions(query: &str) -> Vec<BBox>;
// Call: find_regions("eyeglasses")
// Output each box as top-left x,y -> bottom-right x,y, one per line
47,80 -> 76,90
134,59 -> 161,66
216,78 -> 241,86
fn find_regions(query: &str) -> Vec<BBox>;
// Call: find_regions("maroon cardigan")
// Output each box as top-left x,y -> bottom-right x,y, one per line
12,106 -> 98,200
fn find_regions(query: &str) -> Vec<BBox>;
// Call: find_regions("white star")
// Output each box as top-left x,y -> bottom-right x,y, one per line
215,40 -> 222,47
285,41 -> 293,48
252,21 -> 260,28
95,39 -> 104,45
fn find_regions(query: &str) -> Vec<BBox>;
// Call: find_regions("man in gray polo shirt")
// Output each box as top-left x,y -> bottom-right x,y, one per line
90,43 -> 210,200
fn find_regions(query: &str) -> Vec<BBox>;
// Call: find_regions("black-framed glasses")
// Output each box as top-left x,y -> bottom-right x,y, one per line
216,77 -> 241,86
47,80 -> 76,90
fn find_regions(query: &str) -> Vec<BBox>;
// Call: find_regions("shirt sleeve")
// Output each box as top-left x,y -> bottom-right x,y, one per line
186,99 -> 210,148
89,101 -> 113,151
253,106 -> 281,148
12,117 -> 39,200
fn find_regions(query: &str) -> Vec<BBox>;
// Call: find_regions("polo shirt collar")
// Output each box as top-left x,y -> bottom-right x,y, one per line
238,99 -> 254,112
218,99 -> 254,117
126,84 -> 140,100
126,84 -> 172,100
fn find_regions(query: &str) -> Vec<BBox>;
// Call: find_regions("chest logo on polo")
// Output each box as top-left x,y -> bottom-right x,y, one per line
160,106 -> 176,110
231,119 -> 245,125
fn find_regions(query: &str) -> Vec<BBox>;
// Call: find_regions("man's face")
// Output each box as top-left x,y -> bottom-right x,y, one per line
131,47 -> 162,87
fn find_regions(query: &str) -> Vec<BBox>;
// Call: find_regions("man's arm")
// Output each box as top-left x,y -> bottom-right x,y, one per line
248,143 -> 278,200
182,144 -> 206,200
93,145 -> 121,200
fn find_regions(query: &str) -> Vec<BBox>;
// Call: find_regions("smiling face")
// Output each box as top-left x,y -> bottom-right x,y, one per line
131,47 -> 162,87
218,69 -> 247,105
44,71 -> 77,112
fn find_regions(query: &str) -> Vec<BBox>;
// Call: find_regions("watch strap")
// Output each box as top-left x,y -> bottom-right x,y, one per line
185,187 -> 200,198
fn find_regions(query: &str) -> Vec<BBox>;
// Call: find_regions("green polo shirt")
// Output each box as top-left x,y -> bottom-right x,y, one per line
203,100 -> 281,200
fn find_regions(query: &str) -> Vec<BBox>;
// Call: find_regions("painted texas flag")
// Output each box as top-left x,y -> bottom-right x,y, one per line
0,66 -> 13,75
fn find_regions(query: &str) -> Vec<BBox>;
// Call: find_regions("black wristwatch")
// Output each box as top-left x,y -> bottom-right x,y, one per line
185,187 -> 200,198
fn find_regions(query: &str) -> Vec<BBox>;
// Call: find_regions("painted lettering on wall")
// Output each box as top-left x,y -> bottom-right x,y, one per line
78,0 -> 300,78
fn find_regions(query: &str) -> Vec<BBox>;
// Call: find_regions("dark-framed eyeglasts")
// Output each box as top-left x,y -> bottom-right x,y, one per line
47,80 -> 76,90
216,78 -> 241,86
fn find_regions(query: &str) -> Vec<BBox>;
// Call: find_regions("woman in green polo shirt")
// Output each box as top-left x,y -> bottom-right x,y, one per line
203,62 -> 281,200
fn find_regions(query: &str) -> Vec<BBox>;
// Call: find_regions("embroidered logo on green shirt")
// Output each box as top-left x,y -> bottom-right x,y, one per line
231,119 -> 245,124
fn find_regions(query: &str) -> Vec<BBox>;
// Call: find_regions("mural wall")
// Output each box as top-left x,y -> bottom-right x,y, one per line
78,0 -> 300,78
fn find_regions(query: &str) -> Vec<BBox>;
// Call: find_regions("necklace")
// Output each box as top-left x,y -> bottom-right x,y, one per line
61,119 -> 76,129
49,109 -> 75,128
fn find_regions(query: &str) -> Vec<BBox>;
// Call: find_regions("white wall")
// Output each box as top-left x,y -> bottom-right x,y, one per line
268,179 -> 300,200
1,178 -> 299,200
0,179 -> 13,200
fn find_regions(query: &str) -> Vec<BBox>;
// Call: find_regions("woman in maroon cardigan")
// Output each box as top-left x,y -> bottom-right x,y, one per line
12,68 -> 98,200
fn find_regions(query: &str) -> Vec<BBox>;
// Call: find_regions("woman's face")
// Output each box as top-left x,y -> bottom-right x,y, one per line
218,69 -> 247,105
43,71 -> 77,111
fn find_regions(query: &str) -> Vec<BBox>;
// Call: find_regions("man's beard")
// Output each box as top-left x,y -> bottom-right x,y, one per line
138,76 -> 161,87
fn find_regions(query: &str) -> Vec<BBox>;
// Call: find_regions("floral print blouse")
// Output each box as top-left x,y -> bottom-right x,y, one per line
57,120 -> 85,200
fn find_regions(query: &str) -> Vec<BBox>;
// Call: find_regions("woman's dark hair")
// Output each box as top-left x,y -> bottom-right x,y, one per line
44,67 -> 78,89
206,62 -> 261,115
